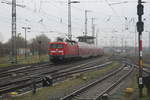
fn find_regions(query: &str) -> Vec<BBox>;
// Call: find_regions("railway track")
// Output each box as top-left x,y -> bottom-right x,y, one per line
123,60 -> 150,74
0,57 -> 108,86
111,56 -> 150,74
61,64 -> 133,100
0,62 -> 50,76
0,57 -> 108,79
0,57 -> 105,81
142,66 -> 150,74
0,63 -> 52,79
136,65 -> 150,74
0,57 -> 110,95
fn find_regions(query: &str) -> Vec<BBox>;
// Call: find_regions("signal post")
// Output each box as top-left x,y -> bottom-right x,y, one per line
137,0 -> 144,97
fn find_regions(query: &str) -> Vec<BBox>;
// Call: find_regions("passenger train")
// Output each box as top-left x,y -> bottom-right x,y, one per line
48,36 -> 103,63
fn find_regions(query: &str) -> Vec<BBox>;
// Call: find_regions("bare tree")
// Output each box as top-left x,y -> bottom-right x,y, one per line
1,36 -> 26,57
0,42 -> 4,57
29,34 -> 50,55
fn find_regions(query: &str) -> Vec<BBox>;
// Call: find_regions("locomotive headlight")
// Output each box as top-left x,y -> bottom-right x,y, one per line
51,51 -> 56,53
58,51 -> 63,53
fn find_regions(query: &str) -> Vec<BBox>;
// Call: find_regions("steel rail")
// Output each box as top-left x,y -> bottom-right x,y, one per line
0,58 -> 108,88
0,63 -> 51,78
0,62 -> 49,73
61,64 -> 125,100
95,66 -> 134,100
0,57 -> 106,79
52,61 -> 112,79
124,61 -> 150,74
0,61 -> 112,95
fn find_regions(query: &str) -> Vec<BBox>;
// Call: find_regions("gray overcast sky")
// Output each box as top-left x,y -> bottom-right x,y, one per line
0,0 -> 150,47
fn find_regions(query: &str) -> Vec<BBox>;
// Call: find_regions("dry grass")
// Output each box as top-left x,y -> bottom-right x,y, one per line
0,55 -> 48,68
120,71 -> 149,100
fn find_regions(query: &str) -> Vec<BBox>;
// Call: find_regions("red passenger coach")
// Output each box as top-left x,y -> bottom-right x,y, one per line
48,36 -> 103,63
77,36 -> 103,58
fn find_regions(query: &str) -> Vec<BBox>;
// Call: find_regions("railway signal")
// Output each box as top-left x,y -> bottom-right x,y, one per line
22,27 -> 31,59
91,18 -> 96,37
137,0 -> 144,97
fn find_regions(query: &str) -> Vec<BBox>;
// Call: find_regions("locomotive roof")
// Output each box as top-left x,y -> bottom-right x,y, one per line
48,42 -> 66,44
48,40 -> 77,44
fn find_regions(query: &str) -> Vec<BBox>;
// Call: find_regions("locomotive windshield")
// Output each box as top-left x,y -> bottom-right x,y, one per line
50,44 -> 64,48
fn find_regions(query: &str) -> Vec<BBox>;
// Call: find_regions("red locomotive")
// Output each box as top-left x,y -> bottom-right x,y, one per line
48,36 -> 103,63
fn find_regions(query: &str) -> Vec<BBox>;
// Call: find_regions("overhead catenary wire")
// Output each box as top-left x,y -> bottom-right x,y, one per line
104,0 -> 130,32
27,1 -> 84,32
1,0 -> 150,43
104,0 -> 124,24
1,0 -> 82,27
0,0 -> 129,32
1,0 -> 83,36
40,0 -> 84,25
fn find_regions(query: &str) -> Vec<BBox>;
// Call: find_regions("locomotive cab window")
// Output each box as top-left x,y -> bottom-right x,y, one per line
50,44 -> 64,48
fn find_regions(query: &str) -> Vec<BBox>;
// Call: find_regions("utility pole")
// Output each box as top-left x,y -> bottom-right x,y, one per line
149,32 -> 150,51
1,0 -> 26,8
91,18 -> 96,37
16,33 -> 21,57
95,28 -> 99,46
137,0 -> 144,97
135,23 -> 137,55
3,0 -> 25,64
85,10 -> 88,36
84,10 -> 92,37
22,27 -> 31,59
38,40 -> 42,62
125,40 -> 127,52
68,0 -> 72,40
112,36 -> 115,54
121,37 -> 124,52
91,18 -> 96,45
84,10 -> 91,36
68,0 -> 80,40
11,0 -> 17,64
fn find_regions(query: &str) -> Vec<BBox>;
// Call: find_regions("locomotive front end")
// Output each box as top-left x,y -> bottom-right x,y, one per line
48,42 -> 66,62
